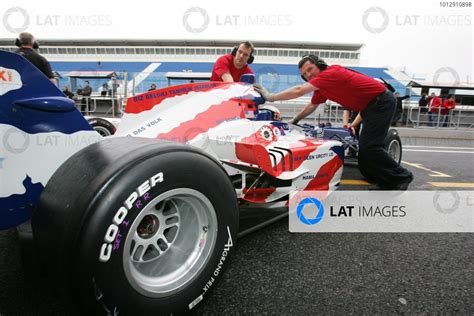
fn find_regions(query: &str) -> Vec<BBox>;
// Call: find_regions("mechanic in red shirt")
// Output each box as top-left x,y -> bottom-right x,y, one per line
255,55 -> 413,190
210,41 -> 254,82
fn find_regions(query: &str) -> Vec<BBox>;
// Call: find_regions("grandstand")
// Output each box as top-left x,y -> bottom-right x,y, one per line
0,39 -> 410,95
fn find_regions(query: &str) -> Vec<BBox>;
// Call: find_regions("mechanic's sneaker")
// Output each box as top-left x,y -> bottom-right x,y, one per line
393,174 -> 414,191
371,174 -> 414,191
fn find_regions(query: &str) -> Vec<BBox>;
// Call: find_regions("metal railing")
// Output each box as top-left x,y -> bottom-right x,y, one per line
404,102 -> 474,129
76,96 -> 125,118
274,99 -> 474,129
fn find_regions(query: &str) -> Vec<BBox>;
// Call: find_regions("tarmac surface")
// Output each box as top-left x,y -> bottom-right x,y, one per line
0,137 -> 473,315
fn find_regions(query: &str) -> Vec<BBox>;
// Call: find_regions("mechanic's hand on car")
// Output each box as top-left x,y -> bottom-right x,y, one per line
343,124 -> 355,136
253,84 -> 275,102
289,118 -> 300,125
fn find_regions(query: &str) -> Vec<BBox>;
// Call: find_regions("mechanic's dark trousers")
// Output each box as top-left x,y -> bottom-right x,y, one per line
358,90 -> 413,188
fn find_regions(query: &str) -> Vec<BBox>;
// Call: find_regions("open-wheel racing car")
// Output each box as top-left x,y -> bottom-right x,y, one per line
0,50 -> 401,314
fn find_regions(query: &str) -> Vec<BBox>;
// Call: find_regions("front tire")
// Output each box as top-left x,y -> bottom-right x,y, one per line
87,117 -> 116,136
32,137 -> 238,315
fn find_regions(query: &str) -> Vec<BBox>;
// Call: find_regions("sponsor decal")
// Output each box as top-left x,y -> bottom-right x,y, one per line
0,67 -> 22,96
303,173 -> 329,181
189,226 -> 233,310
92,277 -> 120,315
99,172 -> 164,262
294,151 -> 334,162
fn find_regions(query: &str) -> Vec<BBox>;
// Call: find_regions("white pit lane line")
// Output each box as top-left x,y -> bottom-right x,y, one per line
404,145 -> 474,154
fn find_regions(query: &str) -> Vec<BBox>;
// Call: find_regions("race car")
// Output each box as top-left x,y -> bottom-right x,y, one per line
0,50 -> 344,314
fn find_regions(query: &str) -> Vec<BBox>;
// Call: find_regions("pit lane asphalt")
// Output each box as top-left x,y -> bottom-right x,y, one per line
0,138 -> 473,315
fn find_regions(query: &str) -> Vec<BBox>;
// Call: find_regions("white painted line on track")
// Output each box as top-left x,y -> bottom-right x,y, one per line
404,145 -> 474,150
404,149 -> 474,154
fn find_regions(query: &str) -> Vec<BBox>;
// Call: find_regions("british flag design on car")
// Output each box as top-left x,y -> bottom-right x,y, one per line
115,81 -> 344,204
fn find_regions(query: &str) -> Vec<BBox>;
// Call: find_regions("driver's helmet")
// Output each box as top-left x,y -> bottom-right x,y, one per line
259,105 -> 281,121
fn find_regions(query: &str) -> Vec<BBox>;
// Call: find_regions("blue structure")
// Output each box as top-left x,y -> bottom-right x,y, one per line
51,61 -> 406,95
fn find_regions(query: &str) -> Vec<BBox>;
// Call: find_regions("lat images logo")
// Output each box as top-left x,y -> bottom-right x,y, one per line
182,7 -> 209,34
0,67 -> 22,96
3,7 -> 30,33
296,197 -> 324,225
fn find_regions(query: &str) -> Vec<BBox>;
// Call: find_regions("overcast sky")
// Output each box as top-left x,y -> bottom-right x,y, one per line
1,0 -> 472,83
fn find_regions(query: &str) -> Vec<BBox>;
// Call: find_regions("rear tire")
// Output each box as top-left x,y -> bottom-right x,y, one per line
32,137 -> 238,315
384,129 -> 402,165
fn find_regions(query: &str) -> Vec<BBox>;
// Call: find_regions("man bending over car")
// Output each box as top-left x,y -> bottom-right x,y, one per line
254,55 -> 413,190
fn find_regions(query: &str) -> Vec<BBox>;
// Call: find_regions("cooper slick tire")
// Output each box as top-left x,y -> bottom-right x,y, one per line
32,137 -> 239,315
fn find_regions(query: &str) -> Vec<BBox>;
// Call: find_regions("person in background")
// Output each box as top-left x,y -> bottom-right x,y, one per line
210,41 -> 255,82
418,92 -> 428,113
428,92 -> 442,127
391,92 -> 410,126
15,32 -> 57,85
101,83 -> 110,96
79,81 -> 92,113
62,86 -> 74,99
148,83 -> 157,91
441,94 -> 456,127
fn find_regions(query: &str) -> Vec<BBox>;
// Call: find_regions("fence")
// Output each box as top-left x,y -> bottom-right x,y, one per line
56,70 -> 474,126
275,99 -> 474,129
